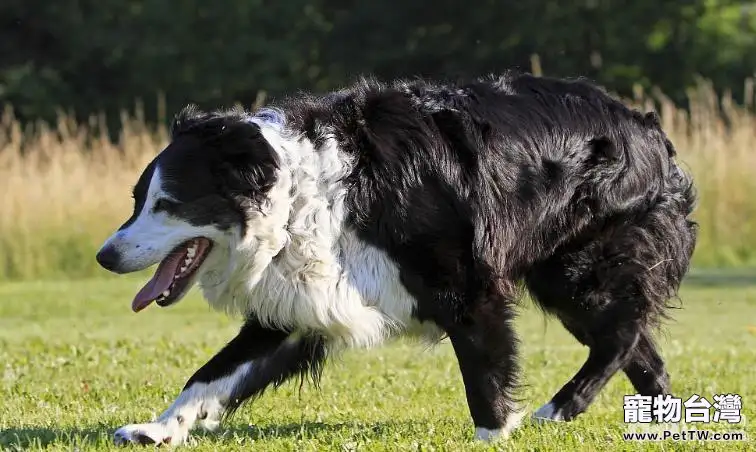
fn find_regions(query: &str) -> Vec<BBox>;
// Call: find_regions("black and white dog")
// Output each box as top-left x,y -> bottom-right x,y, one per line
96,72 -> 697,446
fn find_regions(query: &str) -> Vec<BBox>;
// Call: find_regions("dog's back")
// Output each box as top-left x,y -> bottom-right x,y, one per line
316,74 -> 695,279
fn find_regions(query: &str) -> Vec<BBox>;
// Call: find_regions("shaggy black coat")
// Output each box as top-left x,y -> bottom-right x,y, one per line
271,72 -> 697,427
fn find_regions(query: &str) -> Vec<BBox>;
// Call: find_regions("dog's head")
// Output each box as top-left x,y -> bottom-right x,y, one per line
96,105 -> 293,312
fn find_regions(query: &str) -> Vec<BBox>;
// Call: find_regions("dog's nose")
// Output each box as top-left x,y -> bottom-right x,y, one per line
96,246 -> 121,272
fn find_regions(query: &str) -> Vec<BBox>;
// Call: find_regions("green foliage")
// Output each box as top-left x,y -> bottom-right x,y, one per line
2,1 -> 756,128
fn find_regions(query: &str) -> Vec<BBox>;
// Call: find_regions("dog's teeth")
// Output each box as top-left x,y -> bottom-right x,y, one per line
187,248 -> 196,257
162,290 -> 170,297
184,257 -> 193,265
180,266 -> 187,273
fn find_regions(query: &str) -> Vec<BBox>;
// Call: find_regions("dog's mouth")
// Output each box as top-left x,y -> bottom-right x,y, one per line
131,238 -> 213,313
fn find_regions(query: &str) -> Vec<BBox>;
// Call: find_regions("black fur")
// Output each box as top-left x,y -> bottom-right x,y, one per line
274,71 -> 697,426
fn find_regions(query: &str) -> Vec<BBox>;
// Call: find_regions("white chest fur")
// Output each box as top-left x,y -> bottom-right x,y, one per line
201,228 -> 422,348
197,123 -> 433,348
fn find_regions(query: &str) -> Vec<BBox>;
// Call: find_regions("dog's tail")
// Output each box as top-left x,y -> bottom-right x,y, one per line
635,132 -> 698,316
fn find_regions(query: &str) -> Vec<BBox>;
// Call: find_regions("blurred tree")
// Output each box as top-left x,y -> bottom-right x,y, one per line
1,0 -> 755,130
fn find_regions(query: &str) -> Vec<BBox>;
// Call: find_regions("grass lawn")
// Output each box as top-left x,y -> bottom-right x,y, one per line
0,276 -> 754,451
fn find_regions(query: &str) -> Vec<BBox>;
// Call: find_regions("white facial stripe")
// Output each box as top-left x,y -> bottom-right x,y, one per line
98,166 -> 225,273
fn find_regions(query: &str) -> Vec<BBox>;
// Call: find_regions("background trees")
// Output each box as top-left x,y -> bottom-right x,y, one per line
2,0 -> 755,128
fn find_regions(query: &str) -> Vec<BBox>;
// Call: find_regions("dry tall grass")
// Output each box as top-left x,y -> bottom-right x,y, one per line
0,108 -> 167,280
0,81 -> 754,280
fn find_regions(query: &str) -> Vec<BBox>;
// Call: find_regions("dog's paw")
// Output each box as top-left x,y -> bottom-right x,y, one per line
113,422 -> 188,447
473,407 -> 525,442
532,402 -> 565,423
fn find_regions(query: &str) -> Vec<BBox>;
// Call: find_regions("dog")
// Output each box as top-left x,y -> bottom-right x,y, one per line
96,71 -> 698,446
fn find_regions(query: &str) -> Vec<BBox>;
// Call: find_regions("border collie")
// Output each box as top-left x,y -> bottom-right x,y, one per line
96,72 -> 697,446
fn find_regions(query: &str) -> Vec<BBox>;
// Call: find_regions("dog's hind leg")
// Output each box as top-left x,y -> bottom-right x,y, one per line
526,198 -> 695,422
546,314 -> 670,398
560,318 -> 670,397
529,304 -> 643,422
526,256 -> 674,423
113,319 -> 327,447
622,332 -> 670,396
545,314 -> 670,419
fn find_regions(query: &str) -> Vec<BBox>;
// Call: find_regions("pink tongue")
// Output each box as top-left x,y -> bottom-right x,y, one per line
131,250 -> 186,312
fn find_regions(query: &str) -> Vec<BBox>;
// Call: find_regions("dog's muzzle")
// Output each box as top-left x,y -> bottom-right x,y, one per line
96,245 -> 123,273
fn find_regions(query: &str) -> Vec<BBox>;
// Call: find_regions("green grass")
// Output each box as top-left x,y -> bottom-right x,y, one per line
1,276 -> 754,451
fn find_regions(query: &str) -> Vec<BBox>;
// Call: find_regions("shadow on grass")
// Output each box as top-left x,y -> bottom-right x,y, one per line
195,420 -> 419,442
0,426 -> 109,449
0,421 -> 417,449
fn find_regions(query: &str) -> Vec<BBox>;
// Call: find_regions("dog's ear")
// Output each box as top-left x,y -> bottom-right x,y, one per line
212,121 -> 281,204
170,107 -> 282,205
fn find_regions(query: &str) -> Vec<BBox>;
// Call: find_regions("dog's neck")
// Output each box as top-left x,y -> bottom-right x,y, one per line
199,120 -> 356,327
196,111 -> 427,347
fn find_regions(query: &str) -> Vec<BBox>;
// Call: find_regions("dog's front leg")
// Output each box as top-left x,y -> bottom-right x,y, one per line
113,320 -> 327,447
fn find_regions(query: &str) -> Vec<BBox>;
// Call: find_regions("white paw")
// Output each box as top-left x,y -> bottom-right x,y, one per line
532,402 -> 564,423
113,422 -> 188,447
473,407 -> 525,442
